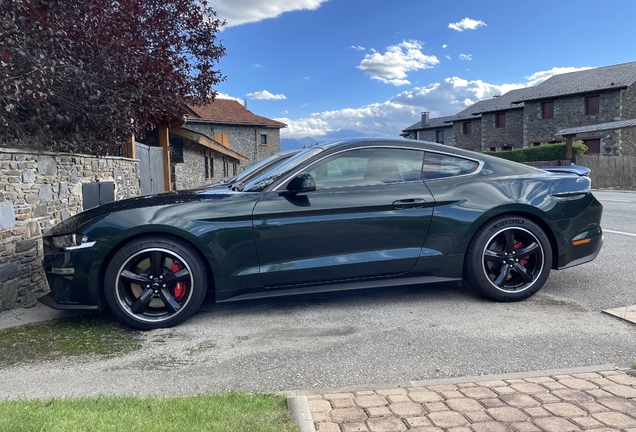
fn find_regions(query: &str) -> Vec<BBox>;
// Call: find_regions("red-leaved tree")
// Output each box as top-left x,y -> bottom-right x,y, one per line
0,0 -> 226,154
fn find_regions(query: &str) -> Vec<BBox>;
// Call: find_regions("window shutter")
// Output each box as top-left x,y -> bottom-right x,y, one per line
586,96 -> 600,115
542,102 -> 554,119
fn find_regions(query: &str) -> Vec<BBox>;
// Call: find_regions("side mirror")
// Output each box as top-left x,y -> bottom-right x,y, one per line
281,173 -> 316,195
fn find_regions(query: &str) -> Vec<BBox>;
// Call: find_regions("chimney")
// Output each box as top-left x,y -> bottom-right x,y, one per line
243,99 -> 248,109
421,111 -> 430,127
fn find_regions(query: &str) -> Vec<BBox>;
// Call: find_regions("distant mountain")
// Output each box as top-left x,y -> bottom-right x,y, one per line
280,129 -> 373,150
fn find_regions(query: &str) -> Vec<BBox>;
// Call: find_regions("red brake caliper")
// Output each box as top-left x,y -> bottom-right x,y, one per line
514,241 -> 529,265
172,260 -> 186,301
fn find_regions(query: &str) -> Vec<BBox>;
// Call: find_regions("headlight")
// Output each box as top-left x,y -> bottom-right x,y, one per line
52,234 -> 96,250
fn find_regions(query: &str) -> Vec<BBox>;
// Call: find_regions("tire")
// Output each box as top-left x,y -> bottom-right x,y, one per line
104,236 -> 208,330
464,215 -> 552,302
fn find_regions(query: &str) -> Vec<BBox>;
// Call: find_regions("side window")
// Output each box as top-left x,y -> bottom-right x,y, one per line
422,152 -> 479,180
303,148 -> 424,189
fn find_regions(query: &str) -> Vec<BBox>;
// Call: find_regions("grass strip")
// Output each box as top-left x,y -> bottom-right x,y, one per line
0,314 -> 141,367
0,393 -> 298,432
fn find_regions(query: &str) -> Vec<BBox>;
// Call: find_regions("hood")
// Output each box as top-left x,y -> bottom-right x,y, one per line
47,185 -> 241,236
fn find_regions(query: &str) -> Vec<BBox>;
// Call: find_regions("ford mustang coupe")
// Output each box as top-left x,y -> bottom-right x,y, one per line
40,138 -> 603,330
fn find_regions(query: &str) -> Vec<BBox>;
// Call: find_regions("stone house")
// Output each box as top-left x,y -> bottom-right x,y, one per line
401,112 -> 455,146
468,87 -> 535,151
510,62 -> 636,156
401,60 -> 636,156
139,99 -> 287,190
442,99 -> 487,152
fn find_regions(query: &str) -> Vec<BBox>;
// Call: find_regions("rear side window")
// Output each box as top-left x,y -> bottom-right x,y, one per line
422,152 -> 479,180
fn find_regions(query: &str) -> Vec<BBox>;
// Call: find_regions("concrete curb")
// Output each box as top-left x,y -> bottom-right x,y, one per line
287,396 -> 316,432
284,363 -> 625,397
0,303 -> 95,331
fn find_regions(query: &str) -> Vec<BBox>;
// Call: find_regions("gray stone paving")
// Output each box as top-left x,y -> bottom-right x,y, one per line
304,370 -> 636,432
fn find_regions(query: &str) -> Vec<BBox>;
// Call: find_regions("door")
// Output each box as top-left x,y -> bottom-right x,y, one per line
135,142 -> 166,195
252,147 -> 435,287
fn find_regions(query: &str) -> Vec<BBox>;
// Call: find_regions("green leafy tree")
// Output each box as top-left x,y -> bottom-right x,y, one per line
0,0 -> 226,154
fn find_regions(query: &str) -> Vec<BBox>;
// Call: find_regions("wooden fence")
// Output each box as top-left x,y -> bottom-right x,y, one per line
574,155 -> 636,189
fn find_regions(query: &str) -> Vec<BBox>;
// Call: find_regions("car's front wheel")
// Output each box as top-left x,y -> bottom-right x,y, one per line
104,236 -> 208,330
464,216 -> 552,302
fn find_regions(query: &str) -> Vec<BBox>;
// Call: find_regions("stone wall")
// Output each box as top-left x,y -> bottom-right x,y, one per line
481,108 -> 524,150
173,140 -> 213,190
452,119 -> 482,151
0,147 -> 140,310
523,90 -> 622,154
418,127 -> 454,147
620,85 -> 636,156
183,122 -> 281,167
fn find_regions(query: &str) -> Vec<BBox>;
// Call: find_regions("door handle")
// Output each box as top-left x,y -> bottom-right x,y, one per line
392,198 -> 426,209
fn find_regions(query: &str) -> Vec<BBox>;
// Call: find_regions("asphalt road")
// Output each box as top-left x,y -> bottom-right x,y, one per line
1,190 -> 635,399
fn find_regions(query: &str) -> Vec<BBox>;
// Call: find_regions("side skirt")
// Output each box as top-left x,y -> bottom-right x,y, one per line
217,276 -> 461,303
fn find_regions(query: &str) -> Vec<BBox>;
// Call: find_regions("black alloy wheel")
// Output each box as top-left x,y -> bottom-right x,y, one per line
464,216 -> 552,302
104,236 -> 207,330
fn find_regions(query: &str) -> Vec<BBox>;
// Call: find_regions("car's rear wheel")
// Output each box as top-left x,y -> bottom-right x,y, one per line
464,216 -> 552,302
104,236 -> 207,330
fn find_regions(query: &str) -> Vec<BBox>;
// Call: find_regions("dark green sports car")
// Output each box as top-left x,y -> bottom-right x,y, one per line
39,138 -> 603,330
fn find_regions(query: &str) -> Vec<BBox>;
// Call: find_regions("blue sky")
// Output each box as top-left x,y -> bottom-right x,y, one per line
209,0 -> 636,141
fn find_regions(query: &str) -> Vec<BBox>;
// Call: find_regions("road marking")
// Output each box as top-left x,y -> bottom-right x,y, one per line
601,199 -> 633,203
604,229 -> 636,237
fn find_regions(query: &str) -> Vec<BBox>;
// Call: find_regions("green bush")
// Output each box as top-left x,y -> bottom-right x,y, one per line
483,141 -> 587,162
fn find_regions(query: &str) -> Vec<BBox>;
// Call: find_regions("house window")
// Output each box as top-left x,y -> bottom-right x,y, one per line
532,142 -> 541,147
204,155 -> 210,179
260,134 -> 267,145
462,121 -> 472,135
586,95 -> 600,115
232,161 -> 237,176
501,145 -> 513,151
495,113 -> 506,128
582,138 -> 601,154
435,130 -> 445,144
488,146 -> 497,152
542,101 -> 554,119
223,157 -> 228,177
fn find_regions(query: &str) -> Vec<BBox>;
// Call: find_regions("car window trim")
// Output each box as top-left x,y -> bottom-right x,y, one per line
271,145 -> 484,191
421,149 -> 484,182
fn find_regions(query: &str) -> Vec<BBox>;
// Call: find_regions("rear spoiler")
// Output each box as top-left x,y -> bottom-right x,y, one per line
541,165 -> 590,176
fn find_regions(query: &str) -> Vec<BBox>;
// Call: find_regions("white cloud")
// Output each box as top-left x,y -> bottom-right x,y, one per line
216,93 -> 244,102
252,64 -> 263,68
459,54 -> 472,61
246,90 -> 287,100
442,44 -> 448,48
209,0 -> 328,28
357,40 -> 439,86
279,66 -> 589,139
525,66 -> 593,85
448,18 -> 486,31
349,45 -> 365,51
445,55 -> 451,60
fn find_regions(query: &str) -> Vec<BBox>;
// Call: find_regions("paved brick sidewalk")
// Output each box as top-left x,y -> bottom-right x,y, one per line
306,370 -> 636,432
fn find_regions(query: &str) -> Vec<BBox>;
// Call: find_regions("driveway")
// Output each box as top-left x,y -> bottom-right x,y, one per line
0,190 -> 634,400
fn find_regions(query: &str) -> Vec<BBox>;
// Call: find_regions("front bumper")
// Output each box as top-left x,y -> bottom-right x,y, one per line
41,235 -> 108,310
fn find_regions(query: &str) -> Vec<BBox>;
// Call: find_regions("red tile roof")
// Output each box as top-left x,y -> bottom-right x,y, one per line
187,99 -> 287,128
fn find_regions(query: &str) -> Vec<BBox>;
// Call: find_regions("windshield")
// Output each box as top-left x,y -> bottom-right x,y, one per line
242,147 -> 324,192
227,150 -> 300,188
